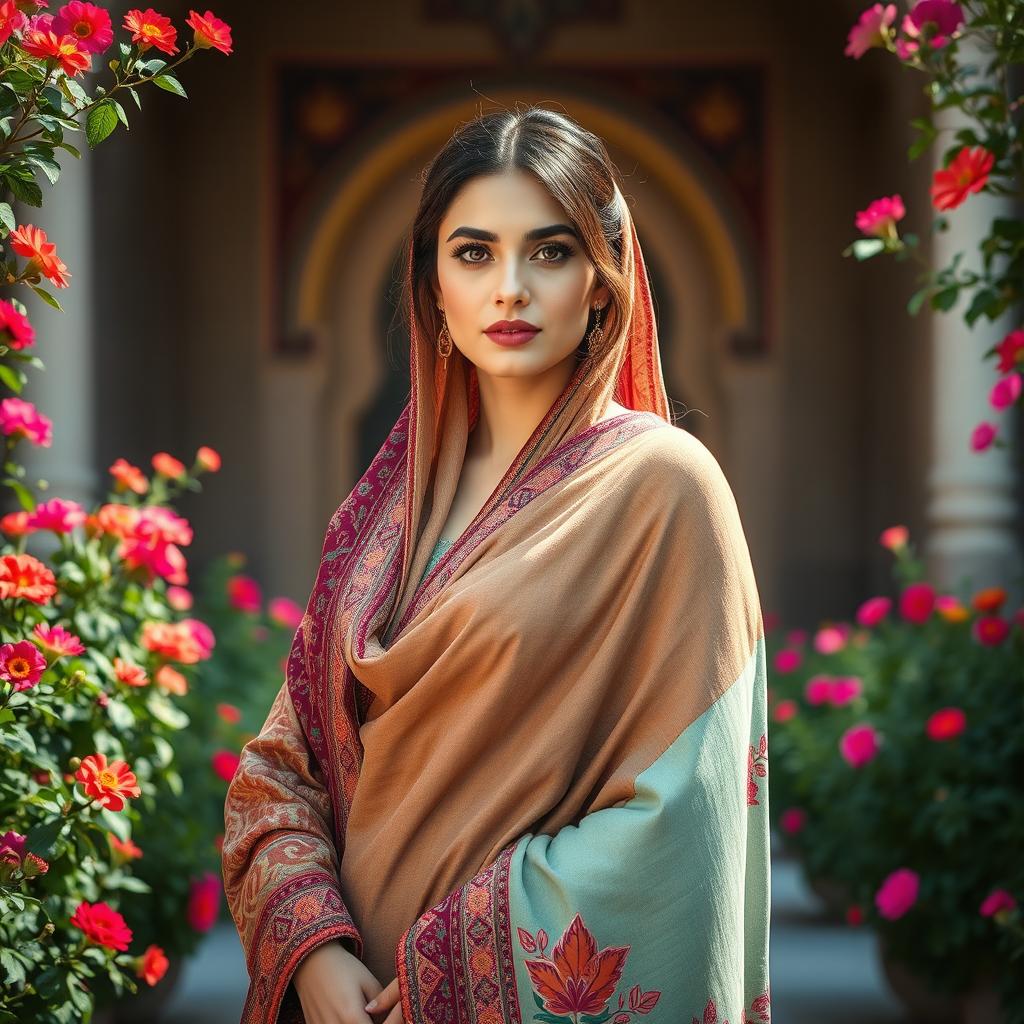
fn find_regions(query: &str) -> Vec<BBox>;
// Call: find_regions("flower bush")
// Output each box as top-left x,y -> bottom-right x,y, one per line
0,5 -> 232,1020
843,0 -> 1024,451
767,526 -> 1024,1018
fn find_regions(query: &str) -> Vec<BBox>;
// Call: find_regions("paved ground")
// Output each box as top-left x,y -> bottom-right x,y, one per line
157,849 -> 908,1024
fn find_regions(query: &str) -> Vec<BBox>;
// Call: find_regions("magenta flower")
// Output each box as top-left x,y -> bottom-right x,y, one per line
227,574 -> 262,613
268,596 -> 303,629
840,722 -> 880,767
26,497 -> 87,534
973,615 -> 1009,646
52,1 -> 113,54
32,622 -> 85,657
0,299 -> 35,350
845,3 -> 897,58
211,750 -> 240,782
0,397 -> 53,447
830,676 -> 863,706
813,625 -> 847,655
876,868 -> 920,919
856,595 -> 892,627
909,0 -> 965,37
780,808 -> 806,835
899,582 -> 935,624
854,194 -> 905,239
773,699 -> 799,723
0,639 -> 48,691
0,830 -> 27,863
774,648 -> 802,674
989,372 -> 1021,411
805,675 -> 833,706
971,421 -> 998,452
980,889 -> 1017,918
995,329 -> 1024,374
187,873 -> 222,932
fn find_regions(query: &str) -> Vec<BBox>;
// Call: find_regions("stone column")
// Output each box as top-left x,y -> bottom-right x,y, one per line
924,38 -> 1022,598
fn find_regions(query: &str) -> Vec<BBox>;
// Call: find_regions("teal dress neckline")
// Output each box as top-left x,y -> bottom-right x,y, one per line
418,536 -> 454,586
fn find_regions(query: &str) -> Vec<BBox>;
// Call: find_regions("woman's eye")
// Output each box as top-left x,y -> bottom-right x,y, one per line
536,244 -> 569,262
459,246 -> 488,263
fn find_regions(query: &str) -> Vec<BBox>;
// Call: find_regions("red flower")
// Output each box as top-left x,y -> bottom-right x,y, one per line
70,900 -> 133,951
995,329 -> 1024,375
109,457 -> 148,494
155,664 -> 189,695
931,146 -> 995,211
136,944 -> 169,986
52,1 -> 112,54
33,623 -> 85,658
0,552 -> 57,603
187,872 -> 222,931
926,706 -> 966,741
152,451 -> 186,479
972,586 -> 1007,613
0,298 -> 35,350
899,582 -> 935,624
8,224 -> 72,287
973,615 -> 1009,646
211,749 -> 240,781
216,702 -> 241,724
0,1 -> 21,46
0,511 -> 31,537
196,444 -> 221,471
20,27 -> 92,76
122,7 -> 178,54
114,656 -> 149,687
109,834 -> 143,861
227,574 -> 262,612
772,699 -> 798,723
523,913 -> 635,1018
185,8 -> 231,54
75,753 -> 141,811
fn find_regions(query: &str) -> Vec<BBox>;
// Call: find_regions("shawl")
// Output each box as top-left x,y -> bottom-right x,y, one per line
222,185 -> 771,1024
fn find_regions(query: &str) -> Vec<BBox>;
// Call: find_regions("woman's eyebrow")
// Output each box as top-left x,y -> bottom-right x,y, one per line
444,223 -> 579,243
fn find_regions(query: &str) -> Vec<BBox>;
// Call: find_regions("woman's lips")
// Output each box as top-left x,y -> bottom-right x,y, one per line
484,328 -> 540,347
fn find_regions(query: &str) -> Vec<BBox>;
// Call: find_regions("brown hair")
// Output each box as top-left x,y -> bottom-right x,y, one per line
404,104 -> 632,377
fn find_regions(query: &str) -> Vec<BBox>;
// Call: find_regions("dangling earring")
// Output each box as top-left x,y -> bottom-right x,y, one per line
586,304 -> 605,354
437,307 -> 453,368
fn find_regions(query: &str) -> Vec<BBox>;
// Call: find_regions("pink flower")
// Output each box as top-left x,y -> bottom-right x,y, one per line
971,421 -> 998,452
773,648 -> 802,674
973,615 -> 1009,645
980,889 -> 1017,918
32,622 -> 85,657
805,675 -> 834,706
875,868 -> 919,920
813,625 -> 847,655
166,585 -> 193,611
989,372 -> 1021,411
0,397 -> 53,447
844,3 -> 897,58
995,329 -> 1024,375
909,0 -> 965,38
0,298 -> 35,350
0,639 -> 48,691
26,497 -> 86,534
227,574 -> 262,613
0,830 -> 27,863
830,676 -> 863,706
268,596 -> 303,629
879,525 -> 908,550
211,750 -> 240,782
856,596 -> 892,627
187,872 -> 222,932
925,706 -> 966,741
785,629 -> 807,647
780,808 -> 806,835
773,699 -> 798,723
899,582 -> 935,624
840,722 -> 880,767
52,1 -> 112,53
854,194 -> 905,238
216,702 -> 241,724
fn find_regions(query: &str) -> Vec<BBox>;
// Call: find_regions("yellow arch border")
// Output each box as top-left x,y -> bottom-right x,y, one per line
295,90 -> 751,329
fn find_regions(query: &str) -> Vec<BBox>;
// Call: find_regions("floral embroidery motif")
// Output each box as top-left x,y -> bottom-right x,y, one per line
747,733 -> 768,806
518,912 -> 661,1023
740,989 -> 771,1023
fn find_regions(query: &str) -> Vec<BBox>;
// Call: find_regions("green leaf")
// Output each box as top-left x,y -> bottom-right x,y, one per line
24,152 -> 61,185
100,806 -> 131,842
932,285 -> 960,312
851,238 -> 885,261
153,74 -> 187,99
4,171 -> 42,207
56,140 -> 82,159
26,815 -> 66,856
3,477 -> 36,511
138,58 -> 167,75
29,284 -> 64,312
86,101 -> 118,149
111,99 -> 130,130
907,286 -> 931,317
0,948 -> 26,986
0,362 -> 25,394
0,708 -> 15,724
965,288 -> 998,326
128,87 -> 142,110
0,201 -> 14,233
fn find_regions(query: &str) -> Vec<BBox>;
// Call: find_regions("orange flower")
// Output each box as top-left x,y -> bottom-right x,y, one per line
216,701 -> 241,723
109,833 -> 143,860
196,445 -> 221,472
0,510 -> 32,537
9,224 -> 72,288
0,552 -> 57,603
123,8 -> 179,55
113,657 -> 148,688
972,586 -> 1006,613
931,146 -> 995,211
20,27 -> 92,77
94,502 -> 141,539
151,451 -> 186,479
109,457 -> 147,495
185,8 -> 231,53
154,664 -> 188,695
75,753 -> 141,811
136,943 -> 169,986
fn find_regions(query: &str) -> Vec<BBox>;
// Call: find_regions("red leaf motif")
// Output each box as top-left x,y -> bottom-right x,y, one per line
638,990 -> 662,1013
537,928 -> 548,952
629,983 -> 641,1010
754,763 -> 767,777
551,913 -> 597,982
704,999 -> 718,1024
582,945 -> 629,1010
618,993 -> 625,1009
517,926 -> 537,953
758,733 -> 767,757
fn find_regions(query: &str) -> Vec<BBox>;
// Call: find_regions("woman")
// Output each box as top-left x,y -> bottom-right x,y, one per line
222,105 -> 770,1024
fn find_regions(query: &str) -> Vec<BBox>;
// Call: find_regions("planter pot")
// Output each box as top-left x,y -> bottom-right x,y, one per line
877,945 -> 1006,1024
93,957 -> 184,1024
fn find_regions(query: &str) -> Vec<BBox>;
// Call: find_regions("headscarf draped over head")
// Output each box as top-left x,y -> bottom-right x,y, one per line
222,181 -> 770,1024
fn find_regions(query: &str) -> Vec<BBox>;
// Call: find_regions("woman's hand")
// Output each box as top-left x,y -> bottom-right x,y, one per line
293,939 -> 384,1024
365,977 -> 407,1023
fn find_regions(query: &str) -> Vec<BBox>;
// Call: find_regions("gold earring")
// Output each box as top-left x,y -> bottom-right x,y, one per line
586,304 -> 605,354
437,311 -> 453,364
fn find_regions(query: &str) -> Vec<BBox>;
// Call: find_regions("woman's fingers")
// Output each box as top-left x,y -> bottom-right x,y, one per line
366,977 -> 404,1022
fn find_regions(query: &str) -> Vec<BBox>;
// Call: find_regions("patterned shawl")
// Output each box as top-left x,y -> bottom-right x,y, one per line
222,187 -> 771,1024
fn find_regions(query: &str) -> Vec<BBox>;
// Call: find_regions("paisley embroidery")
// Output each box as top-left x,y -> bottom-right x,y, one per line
747,733 -> 768,807
517,912 -> 661,1023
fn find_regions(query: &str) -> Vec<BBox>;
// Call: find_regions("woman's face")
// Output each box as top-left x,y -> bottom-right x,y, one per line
434,169 -> 609,380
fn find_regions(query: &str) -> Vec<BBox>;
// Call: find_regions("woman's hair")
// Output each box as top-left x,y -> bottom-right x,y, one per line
404,104 -> 632,371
